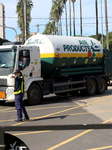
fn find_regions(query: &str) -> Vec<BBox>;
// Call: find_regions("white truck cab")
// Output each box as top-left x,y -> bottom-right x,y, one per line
0,44 -> 43,104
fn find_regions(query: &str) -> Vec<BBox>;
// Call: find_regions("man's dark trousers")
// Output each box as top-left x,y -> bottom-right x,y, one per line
15,93 -> 29,121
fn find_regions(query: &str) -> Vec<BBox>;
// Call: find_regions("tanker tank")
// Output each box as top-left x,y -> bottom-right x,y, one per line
25,34 -> 104,78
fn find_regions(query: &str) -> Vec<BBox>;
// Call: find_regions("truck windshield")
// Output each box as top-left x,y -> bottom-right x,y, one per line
0,50 -> 16,68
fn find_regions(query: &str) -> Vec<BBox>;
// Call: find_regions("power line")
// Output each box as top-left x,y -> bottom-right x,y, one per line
1,16 -> 112,20
11,22 -> 112,30
30,22 -> 112,27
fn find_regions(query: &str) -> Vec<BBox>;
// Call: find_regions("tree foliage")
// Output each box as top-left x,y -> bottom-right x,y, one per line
43,0 -> 64,35
43,22 -> 57,35
16,0 -> 33,44
90,34 -> 106,42
90,32 -> 112,52
50,0 -> 64,23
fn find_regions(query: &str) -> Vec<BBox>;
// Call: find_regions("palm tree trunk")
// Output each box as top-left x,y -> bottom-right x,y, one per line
80,0 -> 82,36
57,22 -> 59,35
53,21 -> 55,35
95,0 -> 98,40
105,0 -> 109,49
69,0 -> 71,36
58,19 -> 61,35
22,0 -> 25,43
24,0 -> 27,41
101,0 -> 103,46
73,2 -> 75,36
65,2 -> 68,36
60,18 -> 62,36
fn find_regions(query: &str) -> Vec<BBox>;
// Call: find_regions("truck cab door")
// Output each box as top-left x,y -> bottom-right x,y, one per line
17,46 -> 41,81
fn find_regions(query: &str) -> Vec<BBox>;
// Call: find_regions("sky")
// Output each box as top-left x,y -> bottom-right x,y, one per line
0,0 -> 112,42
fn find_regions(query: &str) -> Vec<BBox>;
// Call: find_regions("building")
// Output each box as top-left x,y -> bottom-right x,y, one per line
15,35 -> 22,42
15,32 -> 37,42
0,3 -> 5,39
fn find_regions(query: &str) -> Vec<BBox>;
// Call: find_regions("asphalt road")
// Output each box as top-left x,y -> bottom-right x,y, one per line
1,87 -> 112,150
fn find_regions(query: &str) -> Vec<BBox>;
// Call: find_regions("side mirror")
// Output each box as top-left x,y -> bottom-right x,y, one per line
23,50 -> 29,57
23,58 -> 30,67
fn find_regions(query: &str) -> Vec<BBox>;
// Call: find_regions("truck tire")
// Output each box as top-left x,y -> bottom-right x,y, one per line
28,84 -> 42,105
86,79 -> 96,96
0,101 -> 5,105
97,78 -> 106,94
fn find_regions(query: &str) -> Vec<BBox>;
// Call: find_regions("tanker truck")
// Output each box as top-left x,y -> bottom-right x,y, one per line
0,34 -> 112,105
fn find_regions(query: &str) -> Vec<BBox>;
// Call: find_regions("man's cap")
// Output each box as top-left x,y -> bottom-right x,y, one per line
13,70 -> 20,74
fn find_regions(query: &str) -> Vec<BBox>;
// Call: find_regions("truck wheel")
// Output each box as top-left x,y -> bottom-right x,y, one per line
86,79 -> 96,96
0,101 -> 5,105
28,84 -> 42,105
97,78 -> 106,94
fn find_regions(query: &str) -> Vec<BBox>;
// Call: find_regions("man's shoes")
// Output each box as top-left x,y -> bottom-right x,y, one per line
15,120 -> 23,122
23,118 -> 30,121
15,119 -> 30,122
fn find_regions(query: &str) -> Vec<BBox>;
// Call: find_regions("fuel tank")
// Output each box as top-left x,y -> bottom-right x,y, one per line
25,34 -> 103,77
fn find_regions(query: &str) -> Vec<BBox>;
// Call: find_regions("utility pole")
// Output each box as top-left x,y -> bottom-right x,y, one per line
24,0 -> 27,42
36,25 -> 39,33
105,0 -> 109,49
95,0 -> 98,40
80,0 -> 82,36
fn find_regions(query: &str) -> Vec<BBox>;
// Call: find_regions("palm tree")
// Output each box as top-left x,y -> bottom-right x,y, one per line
63,0 -> 68,36
16,0 -> 33,43
104,0 -> 109,49
44,0 -> 65,35
95,0 -> 98,40
16,0 -> 24,43
26,0 -> 33,38
59,17 -> 62,35
101,0 -> 103,46
69,0 -> 71,36
80,0 -> 82,36
50,0 -> 64,35
43,22 -> 56,35
71,0 -> 76,36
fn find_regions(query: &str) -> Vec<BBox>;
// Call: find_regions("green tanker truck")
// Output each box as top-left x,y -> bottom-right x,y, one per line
0,34 -> 112,105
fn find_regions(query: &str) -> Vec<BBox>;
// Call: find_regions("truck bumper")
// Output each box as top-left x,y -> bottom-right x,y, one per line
0,87 -> 15,101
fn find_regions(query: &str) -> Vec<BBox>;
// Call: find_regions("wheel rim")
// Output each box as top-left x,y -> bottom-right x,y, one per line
89,82 -> 95,93
30,89 -> 39,101
99,80 -> 105,92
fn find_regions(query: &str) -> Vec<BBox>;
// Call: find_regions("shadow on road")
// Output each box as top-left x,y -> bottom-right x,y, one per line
32,115 -> 68,122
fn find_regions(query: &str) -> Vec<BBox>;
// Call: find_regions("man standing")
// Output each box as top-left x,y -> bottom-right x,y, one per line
11,70 -> 29,122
